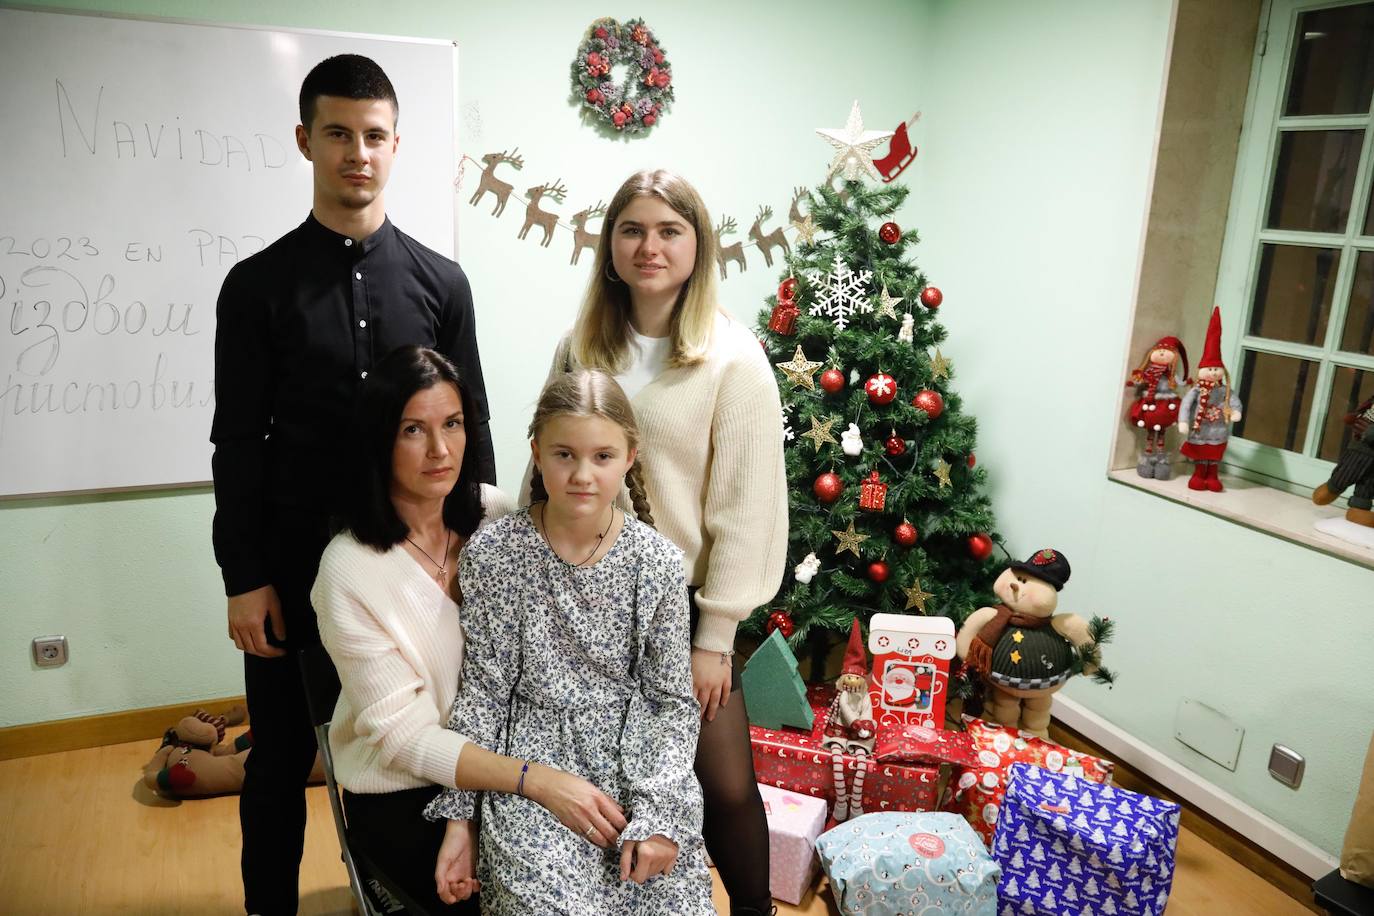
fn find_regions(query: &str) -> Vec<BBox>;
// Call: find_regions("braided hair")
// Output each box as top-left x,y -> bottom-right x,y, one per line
528,369 -> 655,526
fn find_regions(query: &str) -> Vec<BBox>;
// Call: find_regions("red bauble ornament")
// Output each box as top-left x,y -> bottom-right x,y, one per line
778,277 -> 799,302
867,560 -> 891,583
894,520 -> 918,547
967,453 -> 977,468
885,433 -> 907,456
879,222 -> 902,244
820,368 -> 845,393
865,372 -> 897,405
920,286 -> 943,309
813,471 -> 843,504
968,532 -> 993,561
912,389 -> 945,420
766,610 -> 795,639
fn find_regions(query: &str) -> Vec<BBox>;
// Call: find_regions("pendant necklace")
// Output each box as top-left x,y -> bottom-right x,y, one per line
539,503 -> 615,567
406,528 -> 452,583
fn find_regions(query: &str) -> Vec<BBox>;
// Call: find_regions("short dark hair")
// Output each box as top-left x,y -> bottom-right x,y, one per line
298,54 -> 399,131
341,346 -> 483,550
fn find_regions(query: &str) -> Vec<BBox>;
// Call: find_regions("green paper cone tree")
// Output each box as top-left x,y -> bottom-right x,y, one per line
740,628 -> 815,730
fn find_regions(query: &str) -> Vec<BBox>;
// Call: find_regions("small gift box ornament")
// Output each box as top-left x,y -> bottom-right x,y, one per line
858,471 -> 887,511
769,277 -> 801,335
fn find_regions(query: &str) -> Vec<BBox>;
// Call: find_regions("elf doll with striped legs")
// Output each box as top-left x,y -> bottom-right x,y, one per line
1178,308 -> 1242,492
1127,335 -> 1190,479
823,620 -> 876,822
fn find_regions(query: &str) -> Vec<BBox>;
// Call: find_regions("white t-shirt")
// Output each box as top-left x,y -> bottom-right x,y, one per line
616,327 -> 672,399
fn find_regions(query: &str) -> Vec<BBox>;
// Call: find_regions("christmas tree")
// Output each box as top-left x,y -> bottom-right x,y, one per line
746,102 -> 1002,672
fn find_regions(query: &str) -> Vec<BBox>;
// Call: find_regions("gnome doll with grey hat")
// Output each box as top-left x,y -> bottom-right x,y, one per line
955,549 -> 1113,738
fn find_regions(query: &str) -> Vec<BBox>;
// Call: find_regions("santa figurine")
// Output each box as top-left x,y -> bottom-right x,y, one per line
1177,307 -> 1243,491
1126,335 -> 1189,479
823,619 -> 876,821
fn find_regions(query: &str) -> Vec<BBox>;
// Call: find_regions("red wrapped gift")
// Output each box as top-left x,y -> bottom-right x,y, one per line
943,716 -> 1115,847
750,685 -> 939,814
874,722 -> 979,768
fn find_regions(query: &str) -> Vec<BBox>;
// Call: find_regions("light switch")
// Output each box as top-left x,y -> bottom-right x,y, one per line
1268,744 -> 1305,789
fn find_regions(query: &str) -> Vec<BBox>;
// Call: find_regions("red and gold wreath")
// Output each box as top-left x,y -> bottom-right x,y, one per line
571,17 -> 674,135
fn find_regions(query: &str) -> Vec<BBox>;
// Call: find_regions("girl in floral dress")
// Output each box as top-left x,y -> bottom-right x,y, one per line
425,369 -> 713,915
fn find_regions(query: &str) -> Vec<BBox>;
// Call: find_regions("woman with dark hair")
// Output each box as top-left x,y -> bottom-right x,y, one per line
312,345 -> 629,912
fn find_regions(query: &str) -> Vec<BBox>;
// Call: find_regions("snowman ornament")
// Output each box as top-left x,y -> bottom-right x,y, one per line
794,552 -> 821,584
898,313 -> 915,343
841,423 -> 864,457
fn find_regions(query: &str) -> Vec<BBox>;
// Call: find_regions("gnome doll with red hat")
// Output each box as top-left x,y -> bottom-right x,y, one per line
1126,335 -> 1190,479
1178,307 -> 1243,491
822,619 -> 877,821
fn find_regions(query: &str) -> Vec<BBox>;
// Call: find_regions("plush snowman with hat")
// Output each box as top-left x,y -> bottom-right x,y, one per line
956,549 -> 1110,738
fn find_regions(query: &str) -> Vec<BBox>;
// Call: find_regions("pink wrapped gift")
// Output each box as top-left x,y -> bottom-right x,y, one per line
758,782 -> 827,905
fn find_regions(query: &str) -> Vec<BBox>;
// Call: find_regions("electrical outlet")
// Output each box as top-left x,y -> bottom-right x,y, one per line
1269,744 -> 1305,789
32,635 -> 68,668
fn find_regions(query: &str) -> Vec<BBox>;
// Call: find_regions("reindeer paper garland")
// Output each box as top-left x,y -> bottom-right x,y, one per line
460,151 -> 817,278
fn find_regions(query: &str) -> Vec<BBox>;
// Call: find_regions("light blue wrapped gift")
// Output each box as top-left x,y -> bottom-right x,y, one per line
816,811 -> 1001,915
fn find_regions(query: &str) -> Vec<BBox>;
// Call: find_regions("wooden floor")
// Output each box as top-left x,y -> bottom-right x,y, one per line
0,733 -> 1313,915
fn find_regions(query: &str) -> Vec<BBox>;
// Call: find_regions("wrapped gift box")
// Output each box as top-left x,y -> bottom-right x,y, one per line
993,763 -> 1180,915
944,716 -> 1115,848
817,812 -> 1000,916
758,783 -> 827,905
874,721 -> 980,767
750,685 -> 939,814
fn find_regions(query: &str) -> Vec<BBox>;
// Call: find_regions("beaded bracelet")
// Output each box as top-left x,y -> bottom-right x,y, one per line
516,760 -> 530,797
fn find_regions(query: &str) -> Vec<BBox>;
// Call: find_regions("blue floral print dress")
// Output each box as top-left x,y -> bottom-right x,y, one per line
424,508 -> 713,915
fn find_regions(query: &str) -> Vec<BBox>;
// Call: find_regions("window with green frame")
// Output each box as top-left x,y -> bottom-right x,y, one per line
1216,0 -> 1374,495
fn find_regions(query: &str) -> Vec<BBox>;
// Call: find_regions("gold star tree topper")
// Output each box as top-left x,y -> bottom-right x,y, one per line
801,415 -> 839,452
775,346 -> 823,390
831,521 -> 870,557
816,101 -> 894,183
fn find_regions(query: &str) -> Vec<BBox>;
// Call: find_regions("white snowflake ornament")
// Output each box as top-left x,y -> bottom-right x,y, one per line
808,254 -> 873,330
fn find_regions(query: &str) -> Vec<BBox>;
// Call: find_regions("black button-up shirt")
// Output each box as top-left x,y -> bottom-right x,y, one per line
210,214 -> 495,597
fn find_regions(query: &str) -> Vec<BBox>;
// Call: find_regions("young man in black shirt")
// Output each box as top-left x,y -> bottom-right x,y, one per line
210,55 -> 494,915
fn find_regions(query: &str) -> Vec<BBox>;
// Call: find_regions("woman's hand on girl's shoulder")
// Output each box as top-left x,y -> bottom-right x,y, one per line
434,818 -> 481,904
619,834 -> 679,884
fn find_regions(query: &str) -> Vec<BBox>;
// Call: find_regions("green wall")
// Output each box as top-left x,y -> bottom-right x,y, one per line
3,0 -> 1367,859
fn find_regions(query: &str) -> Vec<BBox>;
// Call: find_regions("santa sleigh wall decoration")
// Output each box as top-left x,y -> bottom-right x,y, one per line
872,113 -> 920,183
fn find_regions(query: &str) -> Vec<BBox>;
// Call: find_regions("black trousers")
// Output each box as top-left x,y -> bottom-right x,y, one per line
240,509 -> 335,916
343,785 -> 478,914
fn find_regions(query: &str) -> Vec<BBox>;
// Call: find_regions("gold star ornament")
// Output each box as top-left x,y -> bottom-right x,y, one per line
934,459 -> 953,489
792,214 -> 818,245
930,349 -> 952,381
876,285 -> 904,320
903,579 -> 935,612
816,101 -> 894,183
776,346 -> 823,390
831,521 -> 870,557
801,415 -> 839,452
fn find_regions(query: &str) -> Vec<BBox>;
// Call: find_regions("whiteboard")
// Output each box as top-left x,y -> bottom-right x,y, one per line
0,7 -> 459,497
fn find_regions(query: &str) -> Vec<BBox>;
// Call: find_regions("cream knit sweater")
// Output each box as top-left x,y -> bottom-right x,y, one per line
527,313 -> 789,653
312,484 -> 514,794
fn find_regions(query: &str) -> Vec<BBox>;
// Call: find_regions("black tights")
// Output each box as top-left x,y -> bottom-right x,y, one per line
696,685 -> 772,913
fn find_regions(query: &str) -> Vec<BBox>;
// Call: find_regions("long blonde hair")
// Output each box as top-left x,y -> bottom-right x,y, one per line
528,369 -> 654,526
571,169 -> 721,372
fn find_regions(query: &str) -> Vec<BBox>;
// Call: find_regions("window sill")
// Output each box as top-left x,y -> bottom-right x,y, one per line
1106,468 -> 1374,571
